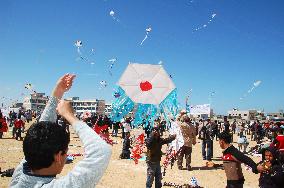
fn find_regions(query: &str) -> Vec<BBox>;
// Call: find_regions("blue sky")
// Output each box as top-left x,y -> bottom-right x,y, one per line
0,0 -> 283,114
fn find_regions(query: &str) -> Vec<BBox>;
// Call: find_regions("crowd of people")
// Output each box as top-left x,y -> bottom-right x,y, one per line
0,109 -> 37,140
1,73 -> 284,188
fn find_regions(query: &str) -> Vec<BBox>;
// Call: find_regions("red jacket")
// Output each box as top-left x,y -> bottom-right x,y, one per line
14,119 -> 25,129
274,135 -> 284,152
0,118 -> 8,132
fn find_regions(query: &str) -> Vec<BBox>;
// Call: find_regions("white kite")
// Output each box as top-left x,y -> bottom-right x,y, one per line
99,80 -> 107,89
240,80 -> 262,101
74,40 -> 96,65
140,27 -> 152,45
109,10 -> 119,22
108,58 -> 117,76
208,91 -> 216,104
168,120 -> 184,154
75,40 -> 82,55
254,80 -> 261,87
194,13 -> 217,32
25,83 -> 36,94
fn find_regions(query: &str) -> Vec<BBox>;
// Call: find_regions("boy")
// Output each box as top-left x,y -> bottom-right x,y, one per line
146,127 -> 176,188
120,132 -> 132,159
218,132 -> 262,188
10,74 -> 111,187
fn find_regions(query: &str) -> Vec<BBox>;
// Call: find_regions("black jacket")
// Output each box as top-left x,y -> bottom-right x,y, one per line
146,133 -> 175,162
259,147 -> 284,188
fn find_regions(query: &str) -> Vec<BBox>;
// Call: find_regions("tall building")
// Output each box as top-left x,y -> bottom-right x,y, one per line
23,93 -> 48,111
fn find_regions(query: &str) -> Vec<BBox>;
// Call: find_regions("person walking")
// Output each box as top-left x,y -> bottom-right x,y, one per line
177,114 -> 196,170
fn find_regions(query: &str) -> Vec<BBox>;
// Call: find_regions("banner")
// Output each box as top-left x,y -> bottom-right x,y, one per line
189,104 -> 210,115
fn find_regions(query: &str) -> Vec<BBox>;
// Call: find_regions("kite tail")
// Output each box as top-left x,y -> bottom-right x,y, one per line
110,87 -> 135,122
140,34 -> 148,45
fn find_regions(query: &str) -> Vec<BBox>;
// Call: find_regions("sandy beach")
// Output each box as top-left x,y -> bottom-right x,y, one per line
0,121 -> 261,188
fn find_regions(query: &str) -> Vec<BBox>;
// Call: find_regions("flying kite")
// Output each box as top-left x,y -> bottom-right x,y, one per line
110,63 -> 178,127
109,10 -> 119,22
75,40 -> 82,55
74,40 -> 95,65
240,80 -> 262,101
100,81 -> 107,88
108,58 -> 117,76
140,27 -> 152,45
194,13 -> 217,32
25,83 -> 36,94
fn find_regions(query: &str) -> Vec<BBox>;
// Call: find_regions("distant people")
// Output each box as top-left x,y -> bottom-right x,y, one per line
120,132 -> 132,159
26,110 -> 32,123
218,132 -> 262,188
13,115 -> 25,140
224,120 -> 230,133
146,127 -> 176,188
122,118 -> 131,139
237,132 -> 249,153
232,119 -> 237,134
199,119 -> 213,161
112,121 -> 120,137
270,128 -> 284,164
212,120 -> 219,141
0,112 -> 8,139
258,147 -> 284,188
10,74 -> 111,187
177,115 -> 196,170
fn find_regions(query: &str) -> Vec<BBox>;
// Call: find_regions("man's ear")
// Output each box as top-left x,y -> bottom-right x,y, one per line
54,151 -> 63,163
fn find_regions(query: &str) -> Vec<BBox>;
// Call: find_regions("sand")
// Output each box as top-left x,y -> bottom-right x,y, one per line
0,121 -> 261,188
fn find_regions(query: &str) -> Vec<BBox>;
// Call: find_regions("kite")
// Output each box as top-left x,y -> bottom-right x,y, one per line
140,27 -> 152,45
74,40 -> 95,65
240,80 -> 262,101
75,40 -> 82,55
108,58 -> 117,76
24,83 -> 36,94
109,10 -> 119,22
158,60 -> 163,65
193,13 -> 217,32
163,120 -> 184,176
130,133 -> 145,164
209,91 -> 215,104
99,81 -> 107,89
110,63 -> 178,128
185,89 -> 193,113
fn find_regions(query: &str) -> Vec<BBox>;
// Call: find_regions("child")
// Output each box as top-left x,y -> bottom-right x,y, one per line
218,132 -> 262,188
120,132 -> 132,159
13,115 -> 25,140
258,147 -> 284,188
0,113 -> 8,139
237,132 -> 249,153
270,128 -> 284,164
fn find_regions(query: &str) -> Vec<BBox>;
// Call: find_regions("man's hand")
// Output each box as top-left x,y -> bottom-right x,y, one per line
52,74 -> 76,99
257,164 -> 266,173
56,100 -> 78,125
192,140 -> 196,145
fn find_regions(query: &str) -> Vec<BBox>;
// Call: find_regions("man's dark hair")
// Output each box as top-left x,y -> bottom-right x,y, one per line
23,121 -> 70,170
218,131 -> 232,144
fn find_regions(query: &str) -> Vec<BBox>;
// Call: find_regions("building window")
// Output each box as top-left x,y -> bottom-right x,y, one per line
244,114 -> 247,116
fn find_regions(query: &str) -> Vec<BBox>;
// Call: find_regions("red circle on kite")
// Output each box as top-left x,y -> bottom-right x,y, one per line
140,81 -> 152,91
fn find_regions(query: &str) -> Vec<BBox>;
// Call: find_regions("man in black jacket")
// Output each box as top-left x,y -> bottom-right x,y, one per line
146,127 -> 176,188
